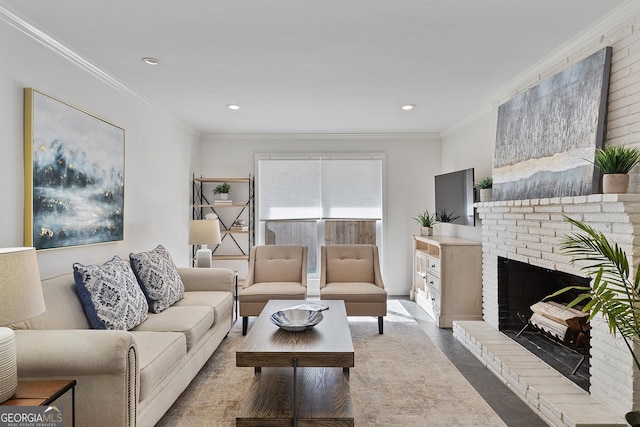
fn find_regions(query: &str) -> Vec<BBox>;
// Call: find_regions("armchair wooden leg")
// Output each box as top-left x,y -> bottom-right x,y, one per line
243,317 -> 248,335
378,316 -> 383,334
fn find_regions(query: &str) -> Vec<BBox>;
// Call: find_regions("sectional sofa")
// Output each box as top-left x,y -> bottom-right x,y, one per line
10,248 -> 235,427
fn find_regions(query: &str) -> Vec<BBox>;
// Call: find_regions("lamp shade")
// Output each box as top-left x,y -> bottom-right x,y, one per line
0,247 -> 45,326
188,219 -> 221,246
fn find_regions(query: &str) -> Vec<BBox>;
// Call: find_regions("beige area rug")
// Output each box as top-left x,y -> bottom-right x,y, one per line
156,300 -> 506,426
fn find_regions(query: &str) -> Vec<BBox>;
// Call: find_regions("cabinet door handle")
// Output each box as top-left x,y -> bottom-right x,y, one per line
430,263 -> 436,268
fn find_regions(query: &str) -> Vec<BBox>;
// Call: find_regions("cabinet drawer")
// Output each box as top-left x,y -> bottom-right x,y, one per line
426,255 -> 440,275
425,272 -> 440,295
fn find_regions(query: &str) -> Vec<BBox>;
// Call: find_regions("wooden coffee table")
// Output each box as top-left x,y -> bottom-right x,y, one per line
236,299 -> 354,427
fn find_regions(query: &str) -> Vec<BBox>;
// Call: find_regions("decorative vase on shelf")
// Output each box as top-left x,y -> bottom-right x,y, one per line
602,174 -> 629,194
479,188 -> 493,202
420,227 -> 433,236
219,193 -> 229,200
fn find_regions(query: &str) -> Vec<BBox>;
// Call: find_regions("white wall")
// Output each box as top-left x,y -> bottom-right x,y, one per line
438,109 -> 496,242
0,16 -> 200,278
197,133 -> 440,295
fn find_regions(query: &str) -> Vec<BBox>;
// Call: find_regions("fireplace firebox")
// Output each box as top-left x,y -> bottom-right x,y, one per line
497,257 -> 592,390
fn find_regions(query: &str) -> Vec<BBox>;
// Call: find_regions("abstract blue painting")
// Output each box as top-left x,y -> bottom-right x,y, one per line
24,88 -> 125,250
493,47 -> 612,201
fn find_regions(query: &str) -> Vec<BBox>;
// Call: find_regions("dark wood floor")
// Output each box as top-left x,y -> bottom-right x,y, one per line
396,297 -> 549,427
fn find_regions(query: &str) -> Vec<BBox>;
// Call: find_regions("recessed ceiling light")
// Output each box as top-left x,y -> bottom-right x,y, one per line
142,57 -> 160,65
227,104 -> 240,110
402,104 -> 416,110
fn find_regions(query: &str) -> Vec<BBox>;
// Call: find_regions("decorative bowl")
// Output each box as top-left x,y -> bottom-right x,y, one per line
270,309 -> 324,332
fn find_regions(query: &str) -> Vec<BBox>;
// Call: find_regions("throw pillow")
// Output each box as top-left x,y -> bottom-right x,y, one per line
129,245 -> 185,313
73,256 -> 148,330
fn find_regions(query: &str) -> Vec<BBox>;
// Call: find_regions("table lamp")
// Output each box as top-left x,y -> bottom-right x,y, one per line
0,247 -> 46,403
189,216 -> 221,268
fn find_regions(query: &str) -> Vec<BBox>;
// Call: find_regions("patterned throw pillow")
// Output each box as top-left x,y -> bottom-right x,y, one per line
129,245 -> 185,313
73,256 -> 149,330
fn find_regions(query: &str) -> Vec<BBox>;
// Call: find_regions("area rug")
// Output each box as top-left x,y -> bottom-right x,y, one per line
156,300 -> 506,426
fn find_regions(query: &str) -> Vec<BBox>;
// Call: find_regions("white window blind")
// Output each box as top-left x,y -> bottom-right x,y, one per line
258,156 -> 383,221
258,159 -> 321,220
321,159 -> 382,219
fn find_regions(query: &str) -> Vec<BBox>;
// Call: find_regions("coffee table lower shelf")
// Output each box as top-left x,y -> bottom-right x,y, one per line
237,367 -> 354,427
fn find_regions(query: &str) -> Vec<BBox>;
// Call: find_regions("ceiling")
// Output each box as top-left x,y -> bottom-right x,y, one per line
0,0 -> 629,135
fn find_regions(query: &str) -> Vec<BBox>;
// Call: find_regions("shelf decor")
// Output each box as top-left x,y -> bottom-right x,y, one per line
24,88 -> 125,250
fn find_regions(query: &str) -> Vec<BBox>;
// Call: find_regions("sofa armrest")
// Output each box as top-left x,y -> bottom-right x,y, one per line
15,329 -> 135,376
177,267 -> 235,293
15,329 -> 138,427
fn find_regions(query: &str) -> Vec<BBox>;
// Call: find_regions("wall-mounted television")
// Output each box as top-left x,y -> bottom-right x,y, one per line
434,168 -> 475,226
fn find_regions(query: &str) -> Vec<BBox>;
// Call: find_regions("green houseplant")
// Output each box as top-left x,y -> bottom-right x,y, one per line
213,182 -> 231,200
436,208 -> 460,223
413,209 -> 436,236
551,216 -> 640,425
592,145 -> 640,194
475,176 -> 493,202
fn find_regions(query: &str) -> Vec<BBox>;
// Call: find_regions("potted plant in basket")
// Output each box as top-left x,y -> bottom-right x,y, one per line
413,209 -> 436,236
475,176 -> 493,202
548,216 -> 640,426
592,145 -> 640,194
213,182 -> 231,200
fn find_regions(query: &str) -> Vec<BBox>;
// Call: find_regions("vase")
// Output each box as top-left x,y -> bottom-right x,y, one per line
602,174 -> 629,194
480,188 -> 492,203
219,193 -> 229,200
420,227 -> 433,236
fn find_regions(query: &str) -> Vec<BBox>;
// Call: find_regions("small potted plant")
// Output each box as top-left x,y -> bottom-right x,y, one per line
436,208 -> 460,223
475,176 -> 493,202
592,145 -> 640,194
213,182 -> 231,200
413,209 -> 436,236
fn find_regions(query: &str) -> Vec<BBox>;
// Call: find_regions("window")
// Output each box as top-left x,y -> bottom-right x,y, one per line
257,155 -> 384,275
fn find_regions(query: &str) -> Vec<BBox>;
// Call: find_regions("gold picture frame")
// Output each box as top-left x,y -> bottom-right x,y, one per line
24,88 -> 125,250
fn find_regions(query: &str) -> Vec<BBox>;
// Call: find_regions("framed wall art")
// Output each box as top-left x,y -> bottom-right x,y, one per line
24,88 -> 125,250
492,46 -> 612,201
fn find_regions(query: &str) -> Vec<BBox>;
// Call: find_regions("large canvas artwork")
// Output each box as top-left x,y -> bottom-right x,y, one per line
24,88 -> 125,250
493,47 -> 612,201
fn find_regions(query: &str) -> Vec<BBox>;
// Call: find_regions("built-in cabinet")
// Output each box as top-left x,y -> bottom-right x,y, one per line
411,235 -> 482,328
192,175 -> 254,266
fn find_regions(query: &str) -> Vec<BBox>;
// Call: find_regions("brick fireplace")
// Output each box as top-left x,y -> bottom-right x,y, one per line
454,194 -> 640,425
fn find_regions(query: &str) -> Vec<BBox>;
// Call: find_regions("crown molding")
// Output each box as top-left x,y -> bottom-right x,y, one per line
201,132 -> 442,141
494,0 -> 640,104
0,5 -> 200,136
442,0 -> 640,137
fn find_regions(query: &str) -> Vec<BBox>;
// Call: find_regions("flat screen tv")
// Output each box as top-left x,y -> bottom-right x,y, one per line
434,168 -> 475,226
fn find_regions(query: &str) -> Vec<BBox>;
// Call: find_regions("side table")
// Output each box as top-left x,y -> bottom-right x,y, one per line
1,380 -> 76,426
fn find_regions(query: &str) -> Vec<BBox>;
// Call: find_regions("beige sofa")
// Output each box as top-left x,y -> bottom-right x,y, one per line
12,266 -> 235,427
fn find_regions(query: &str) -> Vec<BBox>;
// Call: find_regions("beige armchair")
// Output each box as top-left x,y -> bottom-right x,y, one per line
239,245 -> 308,334
320,244 -> 387,334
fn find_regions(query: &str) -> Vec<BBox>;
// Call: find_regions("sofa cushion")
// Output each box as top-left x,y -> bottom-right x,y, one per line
173,291 -> 233,325
73,256 -> 149,330
11,273 -> 91,330
131,331 -> 186,401
131,306 -> 213,351
129,245 -> 185,313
